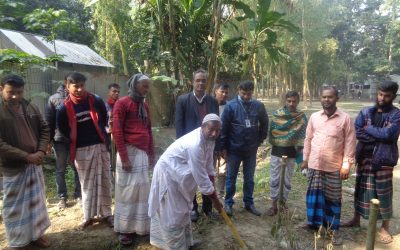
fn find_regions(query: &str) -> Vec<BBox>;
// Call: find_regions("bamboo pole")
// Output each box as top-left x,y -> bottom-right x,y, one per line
220,209 -> 247,249
366,199 -> 380,250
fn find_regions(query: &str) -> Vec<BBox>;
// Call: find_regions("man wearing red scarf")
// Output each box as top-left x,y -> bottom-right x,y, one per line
57,72 -> 113,230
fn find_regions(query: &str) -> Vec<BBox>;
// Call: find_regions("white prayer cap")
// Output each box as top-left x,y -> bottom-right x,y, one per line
202,113 -> 222,125
138,74 -> 150,81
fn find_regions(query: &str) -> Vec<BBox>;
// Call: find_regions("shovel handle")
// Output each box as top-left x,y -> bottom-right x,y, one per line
220,209 -> 247,249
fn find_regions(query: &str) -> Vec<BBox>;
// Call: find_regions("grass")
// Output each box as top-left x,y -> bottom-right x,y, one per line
42,156 -> 77,201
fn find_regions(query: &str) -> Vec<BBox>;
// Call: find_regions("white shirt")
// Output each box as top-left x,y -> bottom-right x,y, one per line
148,128 -> 215,229
193,91 -> 206,103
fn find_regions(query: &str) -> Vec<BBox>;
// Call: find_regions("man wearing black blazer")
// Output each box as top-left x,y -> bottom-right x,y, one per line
175,69 -> 219,221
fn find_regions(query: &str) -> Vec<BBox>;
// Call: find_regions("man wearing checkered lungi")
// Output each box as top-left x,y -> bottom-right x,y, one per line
342,80 -> 400,244
302,86 -> 356,245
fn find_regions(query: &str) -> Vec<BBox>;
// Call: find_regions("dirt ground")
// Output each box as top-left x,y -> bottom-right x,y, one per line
1,160 -> 400,250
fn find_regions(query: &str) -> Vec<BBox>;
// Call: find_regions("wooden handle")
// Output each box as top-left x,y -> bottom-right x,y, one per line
220,209 -> 247,249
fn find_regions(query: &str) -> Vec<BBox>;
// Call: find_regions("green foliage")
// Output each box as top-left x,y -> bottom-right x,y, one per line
0,49 -> 61,76
23,8 -> 78,50
151,75 -> 178,86
0,0 -> 24,29
1,0 -> 94,45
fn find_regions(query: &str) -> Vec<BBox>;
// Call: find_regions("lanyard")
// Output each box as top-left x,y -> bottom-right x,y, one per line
238,97 -> 253,127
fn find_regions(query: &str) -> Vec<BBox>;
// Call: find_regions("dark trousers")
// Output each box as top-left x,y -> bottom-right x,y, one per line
54,142 -> 81,199
225,150 -> 257,207
193,194 -> 212,214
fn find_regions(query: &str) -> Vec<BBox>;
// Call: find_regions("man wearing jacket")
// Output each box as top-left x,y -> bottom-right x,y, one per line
0,74 -> 51,248
45,74 -> 81,209
342,81 -> 400,244
175,69 -> 219,221
221,80 -> 269,216
57,72 -> 113,230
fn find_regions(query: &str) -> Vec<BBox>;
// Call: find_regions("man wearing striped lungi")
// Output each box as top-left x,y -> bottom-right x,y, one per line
148,114 -> 223,250
112,73 -> 154,245
0,74 -> 51,248
57,72 -> 113,230
302,86 -> 356,245
342,81 -> 400,244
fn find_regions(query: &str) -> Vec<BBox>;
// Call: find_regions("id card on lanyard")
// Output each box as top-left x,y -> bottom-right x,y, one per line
245,118 -> 251,128
239,96 -> 253,128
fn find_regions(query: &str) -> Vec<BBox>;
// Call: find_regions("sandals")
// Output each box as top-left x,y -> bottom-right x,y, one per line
340,219 -> 360,228
377,230 -> 393,244
119,234 -> 133,246
266,207 -> 278,216
32,235 -> 50,248
78,219 -> 93,230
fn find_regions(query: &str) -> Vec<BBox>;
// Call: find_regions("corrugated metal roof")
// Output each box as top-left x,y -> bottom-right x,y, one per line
0,28 -> 114,68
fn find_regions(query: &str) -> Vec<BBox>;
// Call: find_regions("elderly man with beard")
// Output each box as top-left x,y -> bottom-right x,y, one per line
0,74 -> 51,248
302,86 -> 356,245
112,73 -> 155,245
148,114 -> 223,250
57,72 -> 113,230
342,81 -> 400,244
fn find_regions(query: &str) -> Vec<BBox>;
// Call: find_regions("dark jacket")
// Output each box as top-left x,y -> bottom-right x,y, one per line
56,94 -> 108,147
355,105 -> 400,167
220,96 -> 269,154
175,92 -> 219,138
0,99 -> 50,176
45,85 -> 69,143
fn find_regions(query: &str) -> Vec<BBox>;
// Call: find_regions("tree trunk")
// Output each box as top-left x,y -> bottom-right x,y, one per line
301,3 -> 311,107
110,22 -> 129,76
207,0 -> 222,93
167,0 -> 180,81
156,0 -> 172,76
252,52 -> 259,98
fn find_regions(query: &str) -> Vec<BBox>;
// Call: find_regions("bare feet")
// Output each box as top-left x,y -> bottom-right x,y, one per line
340,218 -> 360,227
377,228 -> 393,244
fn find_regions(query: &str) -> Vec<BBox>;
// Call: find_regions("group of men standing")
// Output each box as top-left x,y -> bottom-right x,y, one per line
0,69 -> 399,249
0,72 -> 154,248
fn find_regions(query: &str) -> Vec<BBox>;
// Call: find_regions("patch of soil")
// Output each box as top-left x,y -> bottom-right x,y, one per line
2,182 -> 400,250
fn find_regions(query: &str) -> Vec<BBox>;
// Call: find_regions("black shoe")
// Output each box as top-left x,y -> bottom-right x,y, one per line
190,210 -> 199,222
204,210 -> 212,217
204,210 -> 219,220
245,204 -> 261,216
225,205 -> 233,216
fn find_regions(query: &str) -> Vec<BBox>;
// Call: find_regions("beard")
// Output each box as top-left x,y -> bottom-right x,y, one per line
375,97 -> 394,109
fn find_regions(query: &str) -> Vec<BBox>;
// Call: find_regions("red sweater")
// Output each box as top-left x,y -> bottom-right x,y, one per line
112,96 -> 154,163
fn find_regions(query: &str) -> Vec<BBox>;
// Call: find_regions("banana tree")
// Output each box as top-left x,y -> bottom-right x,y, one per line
226,0 -> 299,97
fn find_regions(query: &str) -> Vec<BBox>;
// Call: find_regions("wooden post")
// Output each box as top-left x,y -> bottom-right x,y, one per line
278,156 -> 288,224
366,199 -> 380,250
